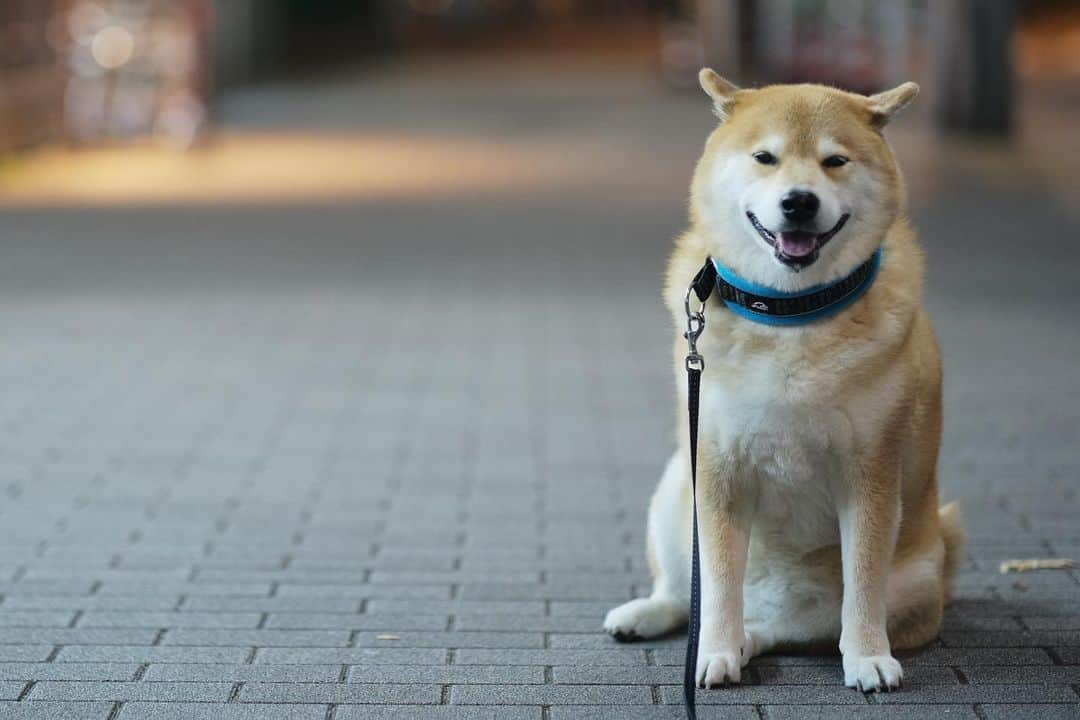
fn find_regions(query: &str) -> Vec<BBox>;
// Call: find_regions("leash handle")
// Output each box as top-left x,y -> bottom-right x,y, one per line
682,259 -> 716,720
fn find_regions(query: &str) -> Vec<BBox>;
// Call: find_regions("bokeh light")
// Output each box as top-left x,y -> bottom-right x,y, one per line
90,24 -> 135,69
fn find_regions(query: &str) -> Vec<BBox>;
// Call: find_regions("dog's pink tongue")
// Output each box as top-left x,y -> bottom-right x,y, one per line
779,232 -> 817,257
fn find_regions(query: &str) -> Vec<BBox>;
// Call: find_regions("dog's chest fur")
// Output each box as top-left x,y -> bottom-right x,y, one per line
697,329 -> 863,551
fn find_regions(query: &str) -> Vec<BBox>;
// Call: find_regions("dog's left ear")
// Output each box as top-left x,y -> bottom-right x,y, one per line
866,82 -> 919,127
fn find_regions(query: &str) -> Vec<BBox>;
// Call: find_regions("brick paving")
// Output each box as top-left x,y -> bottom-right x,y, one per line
0,62 -> 1077,718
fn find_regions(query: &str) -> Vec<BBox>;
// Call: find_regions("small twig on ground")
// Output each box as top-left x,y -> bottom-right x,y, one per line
998,558 -> 1075,574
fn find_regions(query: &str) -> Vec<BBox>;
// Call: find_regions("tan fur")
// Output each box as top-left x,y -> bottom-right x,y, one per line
606,72 -> 964,691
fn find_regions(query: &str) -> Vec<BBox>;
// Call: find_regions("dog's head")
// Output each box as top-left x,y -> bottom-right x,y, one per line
690,69 -> 917,290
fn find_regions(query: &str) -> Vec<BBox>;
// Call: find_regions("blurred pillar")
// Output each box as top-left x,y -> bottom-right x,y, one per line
696,0 -> 743,78
212,0 -> 256,86
756,0 -> 796,84
932,0 -> 1018,136
212,0 -> 291,86
877,0 -> 913,89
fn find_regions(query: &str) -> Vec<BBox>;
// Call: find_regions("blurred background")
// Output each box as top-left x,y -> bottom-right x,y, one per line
0,0 -> 1075,561
1,0 -> 1078,199
0,0 -> 1077,585
0,3 -> 1076,716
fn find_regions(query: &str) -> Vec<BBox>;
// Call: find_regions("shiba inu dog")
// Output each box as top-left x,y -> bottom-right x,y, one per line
604,70 -> 964,692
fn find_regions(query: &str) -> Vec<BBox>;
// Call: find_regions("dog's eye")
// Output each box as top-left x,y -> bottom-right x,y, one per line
753,151 -> 778,166
822,155 -> 849,168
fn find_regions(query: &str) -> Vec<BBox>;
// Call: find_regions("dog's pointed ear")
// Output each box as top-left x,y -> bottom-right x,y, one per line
866,82 -> 919,127
699,68 -> 739,121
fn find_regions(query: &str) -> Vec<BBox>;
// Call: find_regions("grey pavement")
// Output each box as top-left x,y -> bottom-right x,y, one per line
0,58 -> 1077,718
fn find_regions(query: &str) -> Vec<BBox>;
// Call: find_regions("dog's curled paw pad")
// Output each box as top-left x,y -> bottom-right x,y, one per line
603,598 -> 683,641
696,650 -> 741,688
844,655 -> 903,693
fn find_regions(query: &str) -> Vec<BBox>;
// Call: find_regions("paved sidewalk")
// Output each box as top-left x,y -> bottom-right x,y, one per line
0,61 -> 1077,719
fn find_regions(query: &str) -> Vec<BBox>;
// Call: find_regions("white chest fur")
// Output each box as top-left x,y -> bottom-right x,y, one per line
696,340 -> 858,552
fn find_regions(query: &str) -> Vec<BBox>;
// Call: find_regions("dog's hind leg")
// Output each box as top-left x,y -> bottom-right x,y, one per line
742,565 -> 844,659
887,544 -> 946,650
604,450 -> 690,640
738,543 -> 947,661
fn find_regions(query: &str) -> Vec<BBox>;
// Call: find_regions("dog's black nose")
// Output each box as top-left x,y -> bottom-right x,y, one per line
780,191 -> 820,223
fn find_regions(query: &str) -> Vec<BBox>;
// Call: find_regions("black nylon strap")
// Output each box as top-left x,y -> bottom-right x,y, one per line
683,363 -> 703,720
682,256 -> 716,719
691,260 -> 718,305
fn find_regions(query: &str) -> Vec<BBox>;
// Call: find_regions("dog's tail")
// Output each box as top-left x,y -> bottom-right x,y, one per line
939,502 -> 965,604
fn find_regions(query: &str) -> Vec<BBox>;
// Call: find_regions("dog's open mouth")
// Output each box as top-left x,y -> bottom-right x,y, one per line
746,211 -> 851,270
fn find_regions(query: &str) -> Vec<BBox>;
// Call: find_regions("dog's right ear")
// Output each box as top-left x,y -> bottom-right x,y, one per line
699,68 -> 740,121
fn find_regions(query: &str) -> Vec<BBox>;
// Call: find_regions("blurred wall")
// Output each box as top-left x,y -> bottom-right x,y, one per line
7,0 -> 1077,153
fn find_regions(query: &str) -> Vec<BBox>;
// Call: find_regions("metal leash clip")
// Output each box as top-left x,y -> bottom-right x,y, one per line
684,285 -> 706,372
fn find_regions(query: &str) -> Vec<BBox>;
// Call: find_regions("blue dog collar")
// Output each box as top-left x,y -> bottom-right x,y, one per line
704,249 -> 882,326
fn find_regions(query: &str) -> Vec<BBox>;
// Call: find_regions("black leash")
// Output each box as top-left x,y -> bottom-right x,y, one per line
682,258 -> 718,720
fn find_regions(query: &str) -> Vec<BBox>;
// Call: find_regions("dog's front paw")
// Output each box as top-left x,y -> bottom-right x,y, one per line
843,653 -> 903,692
696,648 -> 742,688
